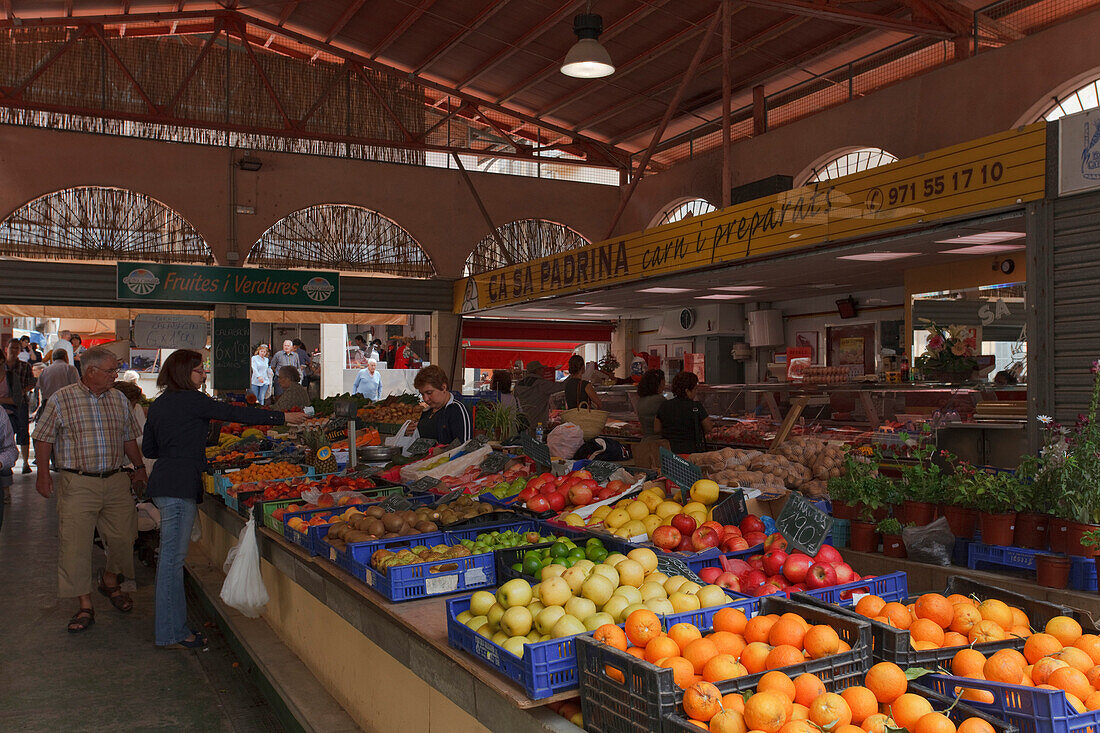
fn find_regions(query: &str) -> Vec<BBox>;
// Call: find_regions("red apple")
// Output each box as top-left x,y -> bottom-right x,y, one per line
748,555 -> 765,571
740,515 -> 765,535
517,487 -> 538,503
572,469 -> 593,480
814,545 -> 843,565
567,484 -> 594,506
762,549 -> 788,576
722,525 -> 743,538
764,533 -> 788,551
526,494 -> 550,512
721,537 -> 750,552
676,534 -> 695,552
596,486 -> 619,500
742,569 -> 767,587
805,562 -> 838,589
671,513 -> 697,536
701,520 -> 724,536
539,482 -> 559,496
691,526 -> 722,551
782,553 -> 813,583
715,572 -> 741,591
723,558 -> 752,576
652,525 -> 682,551
698,567 -> 723,584
833,563 -> 858,584
753,581 -> 784,597
546,492 -> 566,512
744,532 -> 767,547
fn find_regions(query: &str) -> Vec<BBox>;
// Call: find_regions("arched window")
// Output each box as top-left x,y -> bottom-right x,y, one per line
0,187 -> 211,263
652,198 -> 717,228
464,219 -> 589,276
1041,78 -> 1100,121
804,148 -> 898,184
249,205 -> 434,277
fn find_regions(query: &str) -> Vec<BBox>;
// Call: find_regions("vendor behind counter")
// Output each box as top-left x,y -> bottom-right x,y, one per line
413,365 -> 471,444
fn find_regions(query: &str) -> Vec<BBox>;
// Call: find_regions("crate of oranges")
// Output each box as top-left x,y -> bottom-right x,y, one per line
793,575 -> 1067,667
664,660 -> 1013,733
919,612 -> 1100,733
575,595 -> 872,733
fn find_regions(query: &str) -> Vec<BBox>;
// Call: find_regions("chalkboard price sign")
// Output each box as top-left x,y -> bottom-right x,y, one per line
212,318 -> 251,391
519,434 -> 552,470
479,451 -> 509,475
776,492 -> 833,556
405,438 -> 436,458
377,494 -> 414,512
659,447 -> 702,502
586,460 -> 622,484
655,555 -> 704,586
407,476 -> 442,494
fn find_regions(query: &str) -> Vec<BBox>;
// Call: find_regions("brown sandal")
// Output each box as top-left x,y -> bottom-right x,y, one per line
67,607 -> 95,633
98,572 -> 134,613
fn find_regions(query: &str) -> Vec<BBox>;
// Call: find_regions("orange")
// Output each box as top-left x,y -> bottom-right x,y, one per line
711,710 -> 751,733
658,655 -> 696,689
958,684 -> 995,704
1011,607 -> 1030,629
627,646 -> 646,659
746,616 -> 779,644
759,671 -> 797,701
710,630 -> 747,658
914,712 -> 957,733
713,607 -> 750,635
881,603 -> 912,630
804,625 -> 841,659
1046,616 -> 1084,646
1010,625 -> 1032,639
872,615 -> 896,629
778,722 -> 816,733
1085,664 -> 1100,688
594,623 -> 628,651
1056,646 -> 1093,672
1048,666 -> 1093,701
912,640 -> 939,651
943,632 -> 970,648
837,726 -> 865,733
794,673 -> 827,707
790,704 -> 809,721
957,720 -> 994,733
684,638 -> 721,675
865,662 -> 908,703
1023,633 -> 1063,664
910,618 -> 946,647
808,692 -> 852,731
1083,690 -> 1100,711
766,644 -> 806,670
684,680 -> 724,723
978,600 -> 1014,630
991,648 -> 1027,669
890,693 -> 934,731
744,690 -> 791,733
670,623 -> 704,651
741,642 -> 774,674
915,594 -> 955,629
1073,634 -> 1100,664
983,651 -> 1024,684
1031,657 -> 1069,685
769,618 -> 808,649
781,612 -> 811,631
646,635 -> 682,664
948,594 -> 974,606
969,620 -> 1007,644
1066,693 -> 1087,713
722,693 -> 747,714
703,654 -> 747,683
626,609 -> 662,647
862,713 -> 890,733
950,605 -> 983,636
840,685 -> 878,724
854,595 -> 887,618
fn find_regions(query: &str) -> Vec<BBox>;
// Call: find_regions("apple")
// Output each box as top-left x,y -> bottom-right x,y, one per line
701,520 -> 725,536
742,569 -> 766,587
814,545 -> 843,565
740,515 -> 765,535
833,563 -> 858,584
805,562 -> 838,589
596,486 -> 619,500
517,487 -> 538,503
691,526 -> 722,551
764,533 -> 788,551
581,575 -> 615,607
722,537 -> 750,552
527,495 -> 550,513
568,484 -> 594,506
535,606 -> 567,635
748,555 -> 765,570
782,553 -> 813,584
652,525 -> 682,550
762,549 -> 788,576
469,590 -> 496,617
546,492 -> 567,512
724,558 -> 751,576
500,606 -> 533,637
573,469 -> 593,480
540,482 -> 559,496
690,479 -> 721,505
744,532 -> 767,546
696,584 -> 728,608
715,572 -> 741,591
671,513 -> 697,536
698,567 -> 723,584
722,525 -> 743,538
676,534 -> 694,552
497,578 -> 533,609
551,614 -> 588,639
565,596 -> 597,621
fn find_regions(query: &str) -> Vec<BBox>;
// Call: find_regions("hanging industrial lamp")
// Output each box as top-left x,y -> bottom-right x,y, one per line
560,12 -> 614,78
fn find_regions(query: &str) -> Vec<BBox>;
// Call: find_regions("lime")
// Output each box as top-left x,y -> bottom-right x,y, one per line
587,547 -> 608,563
522,555 -> 542,576
567,547 -> 586,562
549,541 -> 570,559
511,562 -> 523,572
586,537 -> 603,547
561,556 -> 577,568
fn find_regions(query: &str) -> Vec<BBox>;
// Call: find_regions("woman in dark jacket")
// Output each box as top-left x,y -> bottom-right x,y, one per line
142,349 -> 306,649
654,371 -> 713,454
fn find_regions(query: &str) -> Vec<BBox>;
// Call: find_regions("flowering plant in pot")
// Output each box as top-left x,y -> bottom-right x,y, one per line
876,517 -> 910,558
914,321 -> 978,381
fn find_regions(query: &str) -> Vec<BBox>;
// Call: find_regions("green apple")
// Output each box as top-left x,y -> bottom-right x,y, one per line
644,597 -> 675,616
540,564 -> 567,581
601,595 -> 630,622
497,578 -> 533,609
581,574 -> 615,608
612,586 -> 643,606
456,610 -> 472,624
502,636 -> 528,658
539,576 -> 572,607
500,606 -> 533,637
469,590 -> 496,617
565,596 -> 597,621
696,584 -> 729,608
590,564 -> 619,587
584,612 -> 616,631
536,605 -> 567,636
486,603 -> 506,630
551,614 -> 587,639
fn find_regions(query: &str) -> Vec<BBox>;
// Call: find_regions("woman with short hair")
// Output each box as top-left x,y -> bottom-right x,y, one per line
414,365 -> 471,443
142,350 -> 305,649
562,354 -> 602,410
249,344 -> 272,404
654,371 -> 712,454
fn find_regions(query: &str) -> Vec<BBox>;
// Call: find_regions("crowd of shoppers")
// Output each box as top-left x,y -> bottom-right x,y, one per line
247,338 -> 318,405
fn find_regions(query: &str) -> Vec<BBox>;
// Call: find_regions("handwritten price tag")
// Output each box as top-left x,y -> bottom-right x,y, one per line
776,492 -> 833,556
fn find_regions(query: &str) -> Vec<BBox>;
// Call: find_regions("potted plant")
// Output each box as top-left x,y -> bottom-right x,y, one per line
829,452 -> 885,552
477,402 -> 523,443
877,518 -> 908,558
1005,464 -> 1049,550
1035,553 -> 1072,589
1082,529 -> 1100,590
970,471 -> 1020,547
892,427 -> 947,527
942,462 -> 980,540
914,321 -> 978,382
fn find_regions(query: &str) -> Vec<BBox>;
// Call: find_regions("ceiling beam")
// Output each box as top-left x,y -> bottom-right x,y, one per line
277,0 -> 300,25
371,0 -> 438,58
413,0 -> 512,76
734,0 -> 955,38
454,0 -> 585,90
324,0 -> 367,42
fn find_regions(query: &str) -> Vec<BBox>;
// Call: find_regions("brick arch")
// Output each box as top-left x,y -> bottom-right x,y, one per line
463,219 -> 590,276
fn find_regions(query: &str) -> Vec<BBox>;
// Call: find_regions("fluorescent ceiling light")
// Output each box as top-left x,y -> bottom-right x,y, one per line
837,252 -> 920,262
696,294 -> 748,300
934,231 -> 1025,245
710,286 -> 766,291
939,244 -> 1026,254
520,308 -> 554,312
639,287 -> 694,293
579,306 -> 617,310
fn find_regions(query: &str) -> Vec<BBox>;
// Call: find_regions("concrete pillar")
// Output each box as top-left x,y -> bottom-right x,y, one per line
431,311 -> 462,389
611,320 -> 637,379
213,304 -> 247,319
321,323 -> 348,398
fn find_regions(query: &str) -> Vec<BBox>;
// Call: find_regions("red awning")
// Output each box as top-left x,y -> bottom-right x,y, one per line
462,319 -> 612,342
461,339 -> 581,370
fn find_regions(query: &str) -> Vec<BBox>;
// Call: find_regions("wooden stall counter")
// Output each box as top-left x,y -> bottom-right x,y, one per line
193,499 -> 578,733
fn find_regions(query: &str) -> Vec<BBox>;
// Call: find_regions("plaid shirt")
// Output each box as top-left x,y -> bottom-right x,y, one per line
2,358 -> 35,409
32,381 -> 139,472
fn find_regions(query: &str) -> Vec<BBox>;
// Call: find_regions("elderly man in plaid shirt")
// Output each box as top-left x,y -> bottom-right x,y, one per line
33,346 -> 148,634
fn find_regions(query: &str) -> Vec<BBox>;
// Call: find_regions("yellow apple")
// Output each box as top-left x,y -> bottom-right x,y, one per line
584,612 -> 616,631
540,576 -> 572,607
696,584 -> 729,608
541,564 -> 567,581
601,594 -> 630,621
669,591 -> 701,613
612,585 -> 643,605
627,547 -> 659,573
644,571 -> 669,585
616,558 -> 645,587
535,606 -> 566,635
664,575 -> 688,594
500,606 -> 533,637
469,590 -> 496,617
683,501 -> 707,515
502,636 -> 528,657
623,519 -> 648,538
565,595 -> 597,621
590,505 -> 612,523
637,490 -> 663,512
639,581 -> 668,601
604,508 -> 630,529
551,614 -> 587,638
655,500 -> 683,519
645,597 -> 675,616
581,575 -> 615,607
591,563 -> 619,587
603,553 -> 628,567
562,512 -> 584,527
689,479 -> 721,505
626,501 -> 651,521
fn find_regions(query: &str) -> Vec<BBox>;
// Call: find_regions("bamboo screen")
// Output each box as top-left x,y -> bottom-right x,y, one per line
463,219 -> 589,276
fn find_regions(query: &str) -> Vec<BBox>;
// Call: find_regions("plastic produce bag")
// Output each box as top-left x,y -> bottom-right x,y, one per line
299,489 -> 362,506
547,422 -> 585,460
902,516 -> 955,566
220,510 -> 269,618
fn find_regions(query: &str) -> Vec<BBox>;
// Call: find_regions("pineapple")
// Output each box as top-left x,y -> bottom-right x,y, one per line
302,429 -> 338,474
301,429 -> 321,468
315,444 -> 338,474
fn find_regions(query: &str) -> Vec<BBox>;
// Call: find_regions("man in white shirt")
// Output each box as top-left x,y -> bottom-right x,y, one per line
54,330 -> 75,364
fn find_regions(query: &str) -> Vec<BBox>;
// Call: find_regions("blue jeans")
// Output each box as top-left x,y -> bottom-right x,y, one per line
250,383 -> 268,403
151,496 -> 197,645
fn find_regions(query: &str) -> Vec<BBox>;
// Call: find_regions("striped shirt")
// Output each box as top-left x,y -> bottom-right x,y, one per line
32,381 -> 140,472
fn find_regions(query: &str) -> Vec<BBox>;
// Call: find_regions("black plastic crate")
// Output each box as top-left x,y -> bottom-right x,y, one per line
576,594 -> 871,733
792,575 -> 1068,667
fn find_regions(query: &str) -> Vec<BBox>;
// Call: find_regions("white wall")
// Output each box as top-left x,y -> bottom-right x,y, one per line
773,287 -> 905,363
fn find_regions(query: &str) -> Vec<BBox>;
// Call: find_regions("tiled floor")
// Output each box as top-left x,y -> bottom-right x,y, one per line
0,470 -> 285,732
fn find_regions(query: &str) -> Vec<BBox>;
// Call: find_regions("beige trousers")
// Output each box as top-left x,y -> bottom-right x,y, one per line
56,471 -> 137,598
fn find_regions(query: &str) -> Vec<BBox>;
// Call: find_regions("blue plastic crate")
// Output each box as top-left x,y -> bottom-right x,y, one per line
1070,556 -> 1097,592
953,537 -> 973,566
801,571 -> 909,607
918,673 -> 1100,733
831,519 -> 851,549
280,505 -> 361,553
968,542 -> 1042,572
442,520 -> 540,543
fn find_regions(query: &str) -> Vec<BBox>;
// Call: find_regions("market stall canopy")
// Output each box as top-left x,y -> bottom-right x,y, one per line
461,340 -> 583,370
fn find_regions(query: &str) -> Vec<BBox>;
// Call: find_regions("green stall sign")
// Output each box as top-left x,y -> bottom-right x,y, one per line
117,262 -> 339,307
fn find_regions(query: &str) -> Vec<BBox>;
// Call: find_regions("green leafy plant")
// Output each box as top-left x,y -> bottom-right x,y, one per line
1080,529 -> 1100,548
828,450 -> 889,522
967,470 -> 1023,515
477,402 -> 524,442
876,518 -> 905,535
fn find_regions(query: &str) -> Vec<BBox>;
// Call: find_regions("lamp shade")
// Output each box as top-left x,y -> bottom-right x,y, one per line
560,38 -> 614,78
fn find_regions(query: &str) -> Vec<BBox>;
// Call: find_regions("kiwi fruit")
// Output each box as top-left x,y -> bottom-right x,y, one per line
382,513 -> 405,533
366,519 -> 386,536
365,505 -> 385,519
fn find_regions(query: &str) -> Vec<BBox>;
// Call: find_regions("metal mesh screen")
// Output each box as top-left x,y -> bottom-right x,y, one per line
463,219 -> 590,276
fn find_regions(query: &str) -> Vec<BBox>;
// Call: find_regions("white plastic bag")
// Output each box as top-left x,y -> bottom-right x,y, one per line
300,489 -> 361,506
220,511 -> 269,618
547,422 -> 585,460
